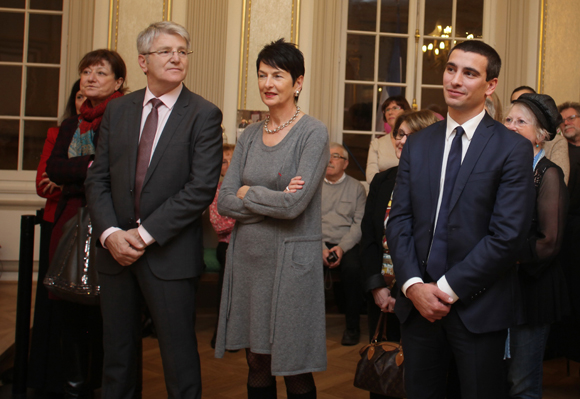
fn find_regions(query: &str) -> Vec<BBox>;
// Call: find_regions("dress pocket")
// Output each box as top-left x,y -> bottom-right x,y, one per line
284,236 -> 322,275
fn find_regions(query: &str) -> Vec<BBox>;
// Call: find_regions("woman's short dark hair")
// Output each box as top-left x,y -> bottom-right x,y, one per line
63,79 -> 81,120
381,95 -> 411,122
78,49 -> 127,93
256,39 -> 305,85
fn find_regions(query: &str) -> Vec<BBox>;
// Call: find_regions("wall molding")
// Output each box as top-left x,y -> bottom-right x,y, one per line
0,180 -> 44,207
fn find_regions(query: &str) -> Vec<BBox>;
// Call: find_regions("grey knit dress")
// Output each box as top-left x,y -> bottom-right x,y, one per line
215,115 -> 329,375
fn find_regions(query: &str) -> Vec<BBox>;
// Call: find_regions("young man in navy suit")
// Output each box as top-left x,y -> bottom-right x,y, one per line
86,22 -> 222,399
386,41 -> 535,398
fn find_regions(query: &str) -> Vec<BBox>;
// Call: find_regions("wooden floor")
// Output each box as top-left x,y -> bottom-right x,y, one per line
1,281 -> 579,398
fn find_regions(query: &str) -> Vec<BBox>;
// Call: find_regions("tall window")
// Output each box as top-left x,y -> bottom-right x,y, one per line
0,0 -> 64,171
340,0 -> 484,180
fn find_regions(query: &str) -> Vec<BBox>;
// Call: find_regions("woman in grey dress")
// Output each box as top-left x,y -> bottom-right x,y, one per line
215,39 -> 329,399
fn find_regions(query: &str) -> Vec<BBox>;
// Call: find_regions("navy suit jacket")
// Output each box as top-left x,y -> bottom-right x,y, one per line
386,113 -> 535,334
85,86 -> 223,280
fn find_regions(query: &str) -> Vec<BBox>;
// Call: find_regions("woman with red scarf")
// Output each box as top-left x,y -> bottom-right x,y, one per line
46,49 -> 126,398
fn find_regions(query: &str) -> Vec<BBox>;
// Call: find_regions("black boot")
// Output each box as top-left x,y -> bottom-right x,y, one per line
247,383 -> 277,399
287,388 -> 316,399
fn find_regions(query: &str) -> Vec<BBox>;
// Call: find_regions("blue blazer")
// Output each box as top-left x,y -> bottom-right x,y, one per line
386,113 -> 535,333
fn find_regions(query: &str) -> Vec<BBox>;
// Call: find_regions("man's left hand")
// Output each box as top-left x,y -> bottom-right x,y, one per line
127,228 -> 147,249
327,246 -> 343,268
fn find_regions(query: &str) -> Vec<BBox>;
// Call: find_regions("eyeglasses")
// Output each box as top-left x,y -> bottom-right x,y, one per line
385,106 -> 402,113
563,114 -> 578,123
393,130 -> 411,140
504,117 -> 529,128
330,153 -> 347,160
141,49 -> 193,58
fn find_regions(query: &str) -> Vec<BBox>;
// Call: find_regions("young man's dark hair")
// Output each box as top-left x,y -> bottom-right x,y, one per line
448,40 -> 501,81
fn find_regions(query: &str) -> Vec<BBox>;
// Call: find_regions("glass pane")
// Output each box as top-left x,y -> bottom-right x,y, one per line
424,0 -> 452,37
26,67 -> 59,117
456,0 -> 483,38
380,0 -> 409,33
378,36 -> 407,83
376,86 -> 407,132
0,119 -> 20,170
28,14 -> 62,64
343,133 -> 372,181
0,66 -> 22,116
344,84 -> 374,131
348,0 -> 377,31
346,34 -> 375,82
0,11 -> 25,62
30,0 -> 63,11
0,0 -> 24,8
421,39 -> 452,85
23,120 -> 57,170
421,87 -> 447,117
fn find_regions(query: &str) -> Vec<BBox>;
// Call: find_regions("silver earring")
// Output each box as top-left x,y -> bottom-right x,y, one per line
295,90 -> 300,97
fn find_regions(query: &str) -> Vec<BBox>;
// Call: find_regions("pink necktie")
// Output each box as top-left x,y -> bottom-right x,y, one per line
134,98 -> 163,219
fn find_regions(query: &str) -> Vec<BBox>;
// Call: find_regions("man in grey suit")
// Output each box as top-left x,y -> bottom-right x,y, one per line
85,21 -> 223,399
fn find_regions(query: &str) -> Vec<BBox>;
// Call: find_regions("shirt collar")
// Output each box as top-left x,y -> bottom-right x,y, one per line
445,109 -> 486,142
324,173 -> 347,185
143,83 -> 183,109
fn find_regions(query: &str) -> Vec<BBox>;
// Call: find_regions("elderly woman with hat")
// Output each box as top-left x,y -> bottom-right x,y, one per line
504,93 -> 570,399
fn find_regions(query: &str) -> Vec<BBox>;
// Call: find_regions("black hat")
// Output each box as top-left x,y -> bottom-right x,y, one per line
513,93 -> 562,141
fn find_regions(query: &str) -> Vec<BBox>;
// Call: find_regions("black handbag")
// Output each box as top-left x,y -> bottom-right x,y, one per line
44,207 -> 100,305
353,312 -> 406,397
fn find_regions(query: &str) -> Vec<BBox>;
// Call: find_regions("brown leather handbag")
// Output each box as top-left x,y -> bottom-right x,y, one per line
353,312 -> 406,397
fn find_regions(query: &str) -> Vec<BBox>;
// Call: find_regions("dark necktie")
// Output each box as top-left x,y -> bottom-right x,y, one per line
427,126 -> 465,281
134,98 -> 163,220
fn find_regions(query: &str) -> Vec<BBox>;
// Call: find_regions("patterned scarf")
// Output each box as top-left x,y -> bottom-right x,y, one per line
68,90 -> 123,158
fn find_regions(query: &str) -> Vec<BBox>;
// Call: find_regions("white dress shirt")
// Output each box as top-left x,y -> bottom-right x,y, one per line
100,84 -> 183,247
402,109 -> 486,302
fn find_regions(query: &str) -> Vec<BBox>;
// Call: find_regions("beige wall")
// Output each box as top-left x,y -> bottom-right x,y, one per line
543,0 -> 580,105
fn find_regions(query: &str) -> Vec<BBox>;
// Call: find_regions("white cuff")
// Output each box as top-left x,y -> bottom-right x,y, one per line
138,225 -> 156,246
401,277 -> 424,297
437,275 -> 459,303
100,227 -> 121,248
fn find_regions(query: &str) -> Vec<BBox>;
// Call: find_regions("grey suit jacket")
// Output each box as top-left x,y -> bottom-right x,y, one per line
85,85 -> 223,280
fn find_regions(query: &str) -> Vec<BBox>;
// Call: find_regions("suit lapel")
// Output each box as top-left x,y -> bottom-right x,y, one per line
449,113 -> 495,211
127,90 -> 146,191
142,86 -> 190,188
428,121 -> 446,226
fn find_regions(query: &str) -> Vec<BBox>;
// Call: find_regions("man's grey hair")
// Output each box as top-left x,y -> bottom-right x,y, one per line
330,142 -> 348,160
137,21 -> 190,54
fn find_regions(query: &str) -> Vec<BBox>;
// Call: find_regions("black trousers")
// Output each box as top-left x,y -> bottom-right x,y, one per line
401,307 -> 507,399
326,243 -> 363,330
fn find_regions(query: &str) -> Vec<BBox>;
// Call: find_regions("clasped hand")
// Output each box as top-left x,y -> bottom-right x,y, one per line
105,229 -> 147,266
406,282 -> 453,322
372,287 -> 396,313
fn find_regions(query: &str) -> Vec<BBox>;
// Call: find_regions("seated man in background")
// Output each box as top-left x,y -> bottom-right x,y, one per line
322,143 -> 366,346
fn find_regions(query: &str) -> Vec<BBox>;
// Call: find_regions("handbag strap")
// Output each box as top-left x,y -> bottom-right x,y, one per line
372,311 -> 403,346
371,312 -> 389,343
